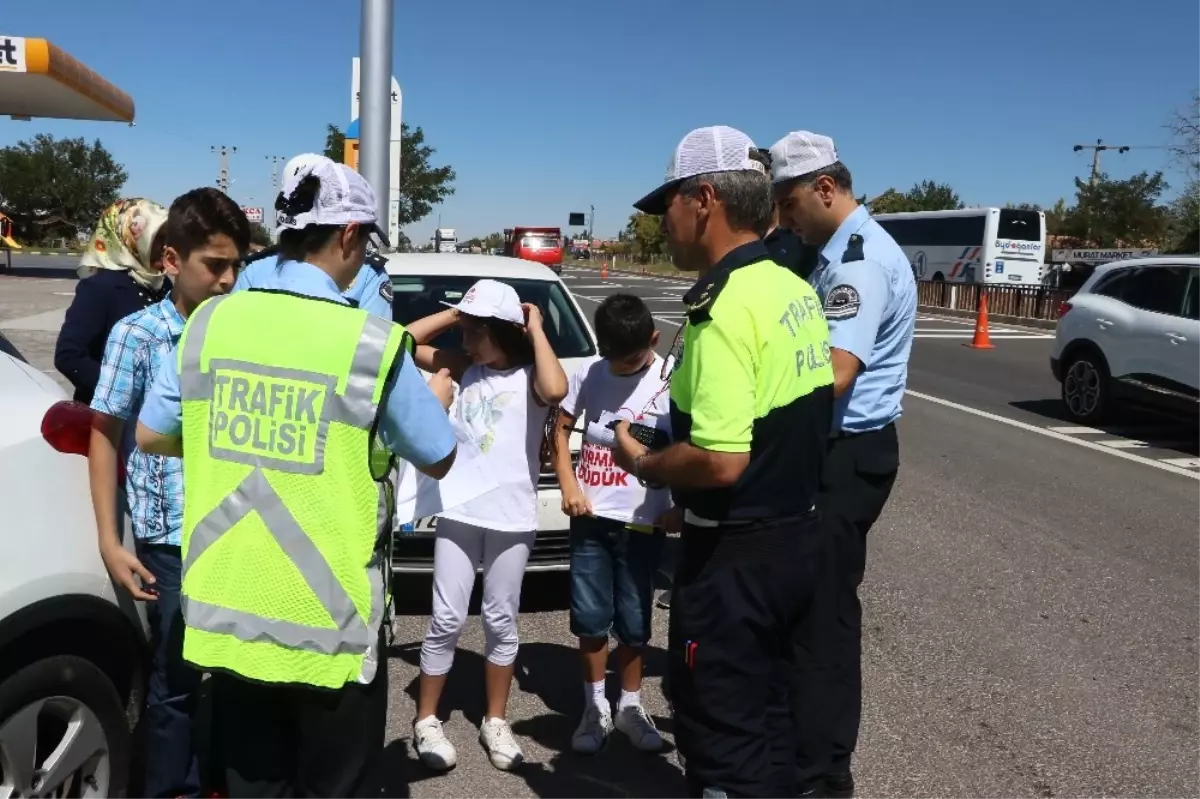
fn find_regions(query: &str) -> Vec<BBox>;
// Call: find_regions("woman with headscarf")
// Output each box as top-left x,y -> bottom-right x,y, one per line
55,198 -> 169,403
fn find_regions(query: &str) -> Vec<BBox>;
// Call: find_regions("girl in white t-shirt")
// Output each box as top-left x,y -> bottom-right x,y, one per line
405,278 -> 567,773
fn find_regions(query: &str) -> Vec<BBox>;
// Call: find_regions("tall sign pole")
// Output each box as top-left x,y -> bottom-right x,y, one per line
359,0 -> 394,247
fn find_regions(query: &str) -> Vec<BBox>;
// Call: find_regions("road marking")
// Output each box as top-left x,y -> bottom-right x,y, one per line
913,333 -> 1054,340
1102,438 -> 1196,451
907,390 -> 1200,480
1162,457 -> 1200,468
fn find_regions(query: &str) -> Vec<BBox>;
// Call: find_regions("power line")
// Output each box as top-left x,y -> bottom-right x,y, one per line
265,155 -> 285,192
1073,139 -> 1129,186
211,145 -> 237,192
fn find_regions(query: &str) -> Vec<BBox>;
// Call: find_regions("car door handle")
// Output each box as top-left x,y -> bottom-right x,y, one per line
1166,332 -> 1187,343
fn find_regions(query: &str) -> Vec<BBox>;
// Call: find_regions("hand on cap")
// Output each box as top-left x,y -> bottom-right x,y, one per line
521,303 -> 543,335
427,368 -> 454,411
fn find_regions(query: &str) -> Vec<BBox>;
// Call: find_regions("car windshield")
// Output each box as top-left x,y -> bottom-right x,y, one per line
390,275 -> 596,359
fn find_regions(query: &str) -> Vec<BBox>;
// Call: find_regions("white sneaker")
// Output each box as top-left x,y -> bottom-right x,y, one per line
615,703 -> 664,752
571,702 -> 614,754
413,715 -> 457,771
479,717 -> 524,771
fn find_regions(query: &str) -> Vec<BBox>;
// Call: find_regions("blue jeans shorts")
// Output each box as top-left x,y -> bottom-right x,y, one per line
569,515 -> 666,647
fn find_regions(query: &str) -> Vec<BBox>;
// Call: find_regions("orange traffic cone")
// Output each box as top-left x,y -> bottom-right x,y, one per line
601,260 -> 608,281
966,291 -> 995,350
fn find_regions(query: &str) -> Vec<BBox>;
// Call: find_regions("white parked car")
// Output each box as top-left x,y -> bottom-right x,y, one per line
383,253 -> 596,572
1051,256 -> 1200,423
0,331 -> 148,798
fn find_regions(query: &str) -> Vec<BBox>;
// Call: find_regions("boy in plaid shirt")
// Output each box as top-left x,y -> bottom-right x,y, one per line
88,188 -> 249,797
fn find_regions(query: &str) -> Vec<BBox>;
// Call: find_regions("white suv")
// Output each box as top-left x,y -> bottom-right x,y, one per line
1051,256 -> 1200,423
0,332 -> 148,798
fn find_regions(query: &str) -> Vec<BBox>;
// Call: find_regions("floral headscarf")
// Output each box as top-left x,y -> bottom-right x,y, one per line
78,198 -> 169,290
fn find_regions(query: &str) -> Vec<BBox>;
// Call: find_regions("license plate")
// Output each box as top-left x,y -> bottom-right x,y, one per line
399,516 -> 438,536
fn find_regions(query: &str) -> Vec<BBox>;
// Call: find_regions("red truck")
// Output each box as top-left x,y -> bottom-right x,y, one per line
504,226 -> 563,273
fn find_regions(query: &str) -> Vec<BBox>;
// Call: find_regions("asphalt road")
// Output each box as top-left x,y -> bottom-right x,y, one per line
2,258 -> 1196,798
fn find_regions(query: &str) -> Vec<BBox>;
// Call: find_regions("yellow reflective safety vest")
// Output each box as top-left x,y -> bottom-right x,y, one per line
175,289 -> 408,689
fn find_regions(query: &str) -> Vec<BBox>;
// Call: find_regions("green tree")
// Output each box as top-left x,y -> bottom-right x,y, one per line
1165,180 -> 1199,253
1062,171 -> 1170,247
1165,89 -> 1199,179
903,180 -> 963,211
623,212 -> 666,262
482,231 -> 505,250
324,124 -> 345,163
0,134 -> 127,244
323,122 -> 456,233
248,223 -> 272,247
867,181 -> 962,214
867,188 -> 911,214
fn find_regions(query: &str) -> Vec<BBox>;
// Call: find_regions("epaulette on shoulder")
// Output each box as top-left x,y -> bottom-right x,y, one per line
686,269 -> 734,324
842,233 -> 865,263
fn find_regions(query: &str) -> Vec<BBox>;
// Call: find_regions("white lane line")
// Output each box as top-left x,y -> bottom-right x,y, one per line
907,390 -> 1200,480
571,284 -> 626,289
572,291 -> 684,327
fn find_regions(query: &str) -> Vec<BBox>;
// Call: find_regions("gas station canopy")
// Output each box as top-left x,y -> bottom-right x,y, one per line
0,36 -> 134,123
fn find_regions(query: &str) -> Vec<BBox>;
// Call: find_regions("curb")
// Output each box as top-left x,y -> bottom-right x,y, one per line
917,304 -> 1058,331
565,261 -> 693,283
1,249 -> 83,256
567,263 -> 1060,330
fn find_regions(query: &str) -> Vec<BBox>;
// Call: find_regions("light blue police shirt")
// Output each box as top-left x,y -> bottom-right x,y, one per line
809,205 -> 917,433
235,255 -> 393,321
140,260 -> 455,468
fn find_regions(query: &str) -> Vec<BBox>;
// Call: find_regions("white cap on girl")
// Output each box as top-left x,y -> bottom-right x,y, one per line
441,279 -> 524,325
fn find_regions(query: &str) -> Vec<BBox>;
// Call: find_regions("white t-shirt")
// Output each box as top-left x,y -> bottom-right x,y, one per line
438,364 -> 549,532
560,355 -> 672,525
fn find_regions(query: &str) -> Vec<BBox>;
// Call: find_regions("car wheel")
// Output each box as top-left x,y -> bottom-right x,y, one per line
1061,349 -> 1111,424
0,655 -> 130,798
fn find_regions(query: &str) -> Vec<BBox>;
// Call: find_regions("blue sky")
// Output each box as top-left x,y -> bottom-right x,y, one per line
4,0 -> 1197,242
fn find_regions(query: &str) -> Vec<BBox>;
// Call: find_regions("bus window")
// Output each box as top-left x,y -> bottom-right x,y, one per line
996,209 -> 1041,242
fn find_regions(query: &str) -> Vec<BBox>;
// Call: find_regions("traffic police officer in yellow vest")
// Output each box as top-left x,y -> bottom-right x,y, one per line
137,157 -> 459,797
611,126 -> 836,798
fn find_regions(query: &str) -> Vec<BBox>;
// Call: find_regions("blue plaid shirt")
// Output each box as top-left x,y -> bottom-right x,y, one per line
91,297 -> 186,545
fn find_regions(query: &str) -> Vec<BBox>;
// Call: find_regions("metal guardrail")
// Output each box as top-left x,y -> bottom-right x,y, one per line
917,280 -> 1074,321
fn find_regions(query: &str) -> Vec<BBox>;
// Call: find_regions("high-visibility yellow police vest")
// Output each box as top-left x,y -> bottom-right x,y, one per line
175,288 -> 408,689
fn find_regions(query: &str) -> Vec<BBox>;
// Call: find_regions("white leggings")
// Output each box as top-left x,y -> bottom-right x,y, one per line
420,518 -> 536,675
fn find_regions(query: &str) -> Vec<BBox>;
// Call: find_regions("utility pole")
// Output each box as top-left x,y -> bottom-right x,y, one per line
266,155 -> 285,194
588,204 -> 595,241
1073,139 -> 1129,185
211,145 -> 237,192
359,0 -> 394,246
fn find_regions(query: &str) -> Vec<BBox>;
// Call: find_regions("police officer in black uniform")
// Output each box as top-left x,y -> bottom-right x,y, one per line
768,131 -> 917,797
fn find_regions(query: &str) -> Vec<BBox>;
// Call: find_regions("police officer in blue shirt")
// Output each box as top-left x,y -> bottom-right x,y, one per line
768,131 -> 916,799
236,153 -> 395,320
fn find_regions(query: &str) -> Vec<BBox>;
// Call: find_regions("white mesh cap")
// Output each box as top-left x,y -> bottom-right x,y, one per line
633,125 -> 767,214
768,131 -> 839,184
439,279 -> 524,325
275,155 -> 389,247
273,153 -> 324,229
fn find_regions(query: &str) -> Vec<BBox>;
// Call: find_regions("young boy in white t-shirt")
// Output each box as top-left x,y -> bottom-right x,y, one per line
553,293 -> 674,755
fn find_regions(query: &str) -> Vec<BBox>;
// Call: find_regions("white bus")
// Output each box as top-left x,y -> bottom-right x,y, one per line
873,207 -> 1046,285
